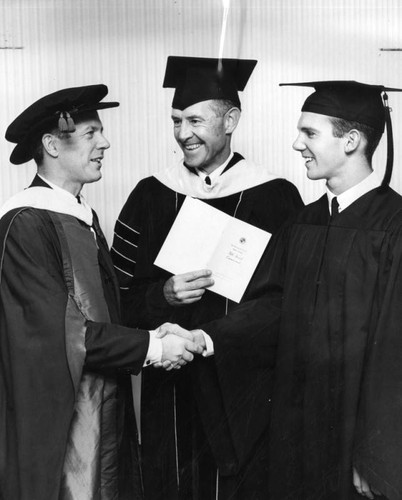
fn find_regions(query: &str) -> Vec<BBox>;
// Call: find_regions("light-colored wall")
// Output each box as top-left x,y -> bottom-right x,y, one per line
1,0 -> 402,242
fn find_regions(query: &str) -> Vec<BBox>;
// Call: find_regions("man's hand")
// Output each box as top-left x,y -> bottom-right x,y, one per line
160,334 -> 202,371
353,467 -> 382,499
163,269 -> 214,306
191,329 -> 207,351
156,322 -> 193,341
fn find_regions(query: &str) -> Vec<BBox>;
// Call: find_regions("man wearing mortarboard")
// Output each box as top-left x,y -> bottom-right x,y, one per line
249,81 -> 402,499
111,56 -> 303,499
0,84 -> 201,500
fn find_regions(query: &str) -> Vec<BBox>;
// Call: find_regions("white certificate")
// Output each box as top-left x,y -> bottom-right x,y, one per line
154,197 -> 271,303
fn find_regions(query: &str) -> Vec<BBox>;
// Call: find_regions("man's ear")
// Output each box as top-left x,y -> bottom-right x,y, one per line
344,129 -> 361,154
42,133 -> 59,158
224,107 -> 241,134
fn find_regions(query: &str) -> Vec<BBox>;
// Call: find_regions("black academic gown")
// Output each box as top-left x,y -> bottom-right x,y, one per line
0,177 -> 149,500
112,166 -> 303,500
261,187 -> 402,500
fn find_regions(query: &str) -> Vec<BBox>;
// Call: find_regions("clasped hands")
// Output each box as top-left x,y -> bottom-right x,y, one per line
154,323 -> 207,371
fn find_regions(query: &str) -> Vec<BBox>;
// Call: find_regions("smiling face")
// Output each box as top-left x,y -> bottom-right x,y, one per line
292,112 -> 347,183
171,100 -> 233,174
53,111 -> 110,193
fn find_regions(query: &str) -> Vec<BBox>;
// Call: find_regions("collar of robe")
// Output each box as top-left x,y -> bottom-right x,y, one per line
153,156 -> 279,199
0,186 -> 93,226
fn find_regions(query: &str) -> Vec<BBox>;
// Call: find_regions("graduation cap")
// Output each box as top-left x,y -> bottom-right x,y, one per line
6,84 -> 119,165
280,80 -> 402,189
163,56 -> 257,111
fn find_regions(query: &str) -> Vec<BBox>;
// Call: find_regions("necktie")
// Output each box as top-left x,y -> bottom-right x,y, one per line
205,176 -> 211,186
331,197 -> 339,216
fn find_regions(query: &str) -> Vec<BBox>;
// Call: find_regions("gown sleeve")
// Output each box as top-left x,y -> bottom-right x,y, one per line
111,178 -> 176,329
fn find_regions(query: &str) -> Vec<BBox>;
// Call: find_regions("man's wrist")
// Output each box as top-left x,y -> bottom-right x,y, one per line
193,329 -> 214,357
143,330 -> 163,366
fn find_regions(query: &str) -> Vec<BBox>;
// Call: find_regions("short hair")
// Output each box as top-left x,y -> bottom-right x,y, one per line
329,117 -> 383,162
31,135 -> 45,166
208,99 -> 240,117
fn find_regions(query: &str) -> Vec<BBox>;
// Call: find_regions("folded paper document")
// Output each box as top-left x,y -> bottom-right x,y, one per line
154,197 -> 271,302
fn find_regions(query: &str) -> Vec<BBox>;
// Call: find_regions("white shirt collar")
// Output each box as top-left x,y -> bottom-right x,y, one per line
196,152 -> 235,192
327,171 -> 381,215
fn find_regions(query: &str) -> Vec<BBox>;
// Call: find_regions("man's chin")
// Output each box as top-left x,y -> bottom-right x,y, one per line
87,172 -> 102,184
183,157 -> 202,169
306,170 -> 321,181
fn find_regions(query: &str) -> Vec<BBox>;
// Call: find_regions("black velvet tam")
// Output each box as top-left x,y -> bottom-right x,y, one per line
6,84 -> 119,165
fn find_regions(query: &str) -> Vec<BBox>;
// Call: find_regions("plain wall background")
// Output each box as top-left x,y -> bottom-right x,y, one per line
1,0 -> 402,243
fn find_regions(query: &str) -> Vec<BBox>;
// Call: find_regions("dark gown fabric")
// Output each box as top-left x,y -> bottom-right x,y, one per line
0,180 -> 149,500
259,187 -> 402,500
112,170 -> 304,500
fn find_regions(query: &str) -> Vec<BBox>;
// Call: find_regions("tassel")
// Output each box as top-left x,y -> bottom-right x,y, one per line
379,92 -> 393,192
58,111 -> 76,133
65,112 -> 76,132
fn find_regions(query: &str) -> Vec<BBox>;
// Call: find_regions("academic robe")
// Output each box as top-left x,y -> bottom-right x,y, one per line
258,186 -> 402,500
195,186 -> 402,500
112,159 -> 303,500
0,179 -> 150,500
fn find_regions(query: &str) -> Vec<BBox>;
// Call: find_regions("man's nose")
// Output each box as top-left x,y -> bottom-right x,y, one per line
292,134 -> 305,151
98,133 -> 110,150
177,121 -> 193,141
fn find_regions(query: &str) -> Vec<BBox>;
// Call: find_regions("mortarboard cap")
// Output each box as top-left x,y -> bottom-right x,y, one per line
163,56 -> 257,111
6,84 -> 119,165
280,80 -> 402,189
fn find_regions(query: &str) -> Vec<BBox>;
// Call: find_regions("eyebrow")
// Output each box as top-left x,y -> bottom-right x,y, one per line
185,114 -> 203,120
81,123 -> 103,132
171,114 -> 204,122
299,126 -> 318,133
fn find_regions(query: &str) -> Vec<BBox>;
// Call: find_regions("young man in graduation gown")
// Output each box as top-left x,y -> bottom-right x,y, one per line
0,85 -> 201,500
112,56 -> 303,500
212,81 -> 402,499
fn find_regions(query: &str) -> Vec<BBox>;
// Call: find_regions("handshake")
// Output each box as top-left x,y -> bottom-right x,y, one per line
154,323 -> 207,371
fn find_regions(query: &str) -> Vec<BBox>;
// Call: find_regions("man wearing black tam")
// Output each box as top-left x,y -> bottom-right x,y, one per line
112,57 -> 303,499
238,80 -> 402,500
0,84 -> 202,500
